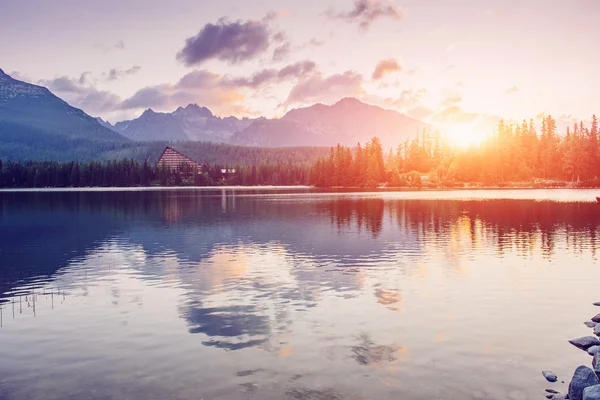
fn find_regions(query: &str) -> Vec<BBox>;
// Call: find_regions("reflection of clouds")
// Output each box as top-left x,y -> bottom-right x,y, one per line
374,288 -> 403,312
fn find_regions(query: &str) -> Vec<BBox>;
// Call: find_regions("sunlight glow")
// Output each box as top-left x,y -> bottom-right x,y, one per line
444,124 -> 484,148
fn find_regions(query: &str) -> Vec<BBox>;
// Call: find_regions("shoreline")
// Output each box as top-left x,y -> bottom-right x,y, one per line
0,186 -> 599,193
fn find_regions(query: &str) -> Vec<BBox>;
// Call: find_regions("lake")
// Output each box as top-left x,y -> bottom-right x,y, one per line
1,188 -> 599,400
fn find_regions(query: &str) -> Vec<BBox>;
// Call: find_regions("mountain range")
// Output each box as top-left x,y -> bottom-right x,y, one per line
0,68 -> 429,161
102,98 -> 428,148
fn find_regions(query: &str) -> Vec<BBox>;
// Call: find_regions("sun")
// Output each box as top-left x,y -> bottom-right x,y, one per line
444,123 -> 483,148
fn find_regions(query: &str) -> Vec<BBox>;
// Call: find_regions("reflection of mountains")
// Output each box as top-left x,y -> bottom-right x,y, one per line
2,191 -> 600,302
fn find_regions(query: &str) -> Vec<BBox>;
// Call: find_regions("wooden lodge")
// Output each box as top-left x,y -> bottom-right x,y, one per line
157,146 -> 203,174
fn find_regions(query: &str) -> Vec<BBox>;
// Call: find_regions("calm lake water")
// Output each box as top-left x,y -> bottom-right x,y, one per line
1,188 -> 600,400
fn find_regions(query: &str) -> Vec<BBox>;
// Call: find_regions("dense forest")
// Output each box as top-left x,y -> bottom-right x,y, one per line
1,114 -> 599,188
0,158 -> 312,188
309,115 -> 600,187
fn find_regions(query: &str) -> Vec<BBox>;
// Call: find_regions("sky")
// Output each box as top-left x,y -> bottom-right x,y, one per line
1,0 -> 599,135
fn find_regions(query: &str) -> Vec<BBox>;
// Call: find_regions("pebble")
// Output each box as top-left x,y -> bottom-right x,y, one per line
594,302 -> 600,306
584,385 -> 600,400
586,321 -> 599,328
543,371 -> 559,382
570,336 -> 600,351
594,325 -> 600,337
568,365 -> 600,400
546,389 -> 559,394
588,346 -> 600,356
593,314 -> 600,323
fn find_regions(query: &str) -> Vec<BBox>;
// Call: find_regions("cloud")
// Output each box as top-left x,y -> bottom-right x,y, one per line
229,60 -> 316,88
121,69 -> 250,116
446,41 -> 461,53
372,59 -> 401,80
93,40 -> 126,52
406,105 -> 435,119
8,71 -> 31,81
385,88 -> 427,109
40,76 -> 122,114
440,92 -> 462,107
122,70 -> 244,108
506,85 -> 519,94
432,105 -> 481,124
177,16 -> 273,66
282,71 -> 364,108
326,0 -> 404,30
106,66 -> 142,82
304,38 -> 325,48
272,41 -> 291,62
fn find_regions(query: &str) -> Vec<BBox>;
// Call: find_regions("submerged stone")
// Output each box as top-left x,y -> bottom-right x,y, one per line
570,336 -> 600,350
588,346 -> 600,356
584,385 -> 600,400
594,302 -> 600,307
594,324 -> 600,337
593,314 -> 600,323
546,389 -> 559,394
586,322 -> 599,328
543,371 -> 559,382
569,366 -> 600,400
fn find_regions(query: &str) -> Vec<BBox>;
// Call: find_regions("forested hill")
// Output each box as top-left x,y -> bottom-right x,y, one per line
166,141 -> 330,166
0,139 -> 330,166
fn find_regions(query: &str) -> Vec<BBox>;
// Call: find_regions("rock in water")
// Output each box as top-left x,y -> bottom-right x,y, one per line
594,302 -> 600,307
583,385 -> 600,400
544,371 -> 559,382
568,366 -> 600,400
593,314 -> 600,323
570,336 -> 600,350
595,324 -> 600,337
546,389 -> 560,394
594,353 -> 600,376
589,346 -> 600,356
586,322 -> 599,328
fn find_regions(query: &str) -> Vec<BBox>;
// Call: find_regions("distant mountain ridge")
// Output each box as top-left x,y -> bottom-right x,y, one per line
106,97 -> 429,148
232,97 -> 429,147
105,103 -> 257,142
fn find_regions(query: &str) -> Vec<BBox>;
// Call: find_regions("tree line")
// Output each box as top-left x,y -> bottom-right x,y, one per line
0,159 -> 312,188
2,114 -> 599,188
309,115 -> 600,187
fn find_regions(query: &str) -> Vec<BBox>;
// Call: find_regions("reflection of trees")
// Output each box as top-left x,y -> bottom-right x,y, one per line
351,334 -> 400,367
316,199 -> 385,238
286,388 -> 346,400
391,200 -> 600,260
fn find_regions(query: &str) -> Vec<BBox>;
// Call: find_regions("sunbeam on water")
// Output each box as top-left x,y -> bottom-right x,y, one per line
1,189 -> 599,400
